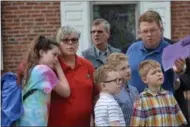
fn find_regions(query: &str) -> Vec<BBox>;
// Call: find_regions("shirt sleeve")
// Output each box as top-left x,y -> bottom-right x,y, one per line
37,65 -> 59,94
108,100 -> 121,122
130,96 -> 146,126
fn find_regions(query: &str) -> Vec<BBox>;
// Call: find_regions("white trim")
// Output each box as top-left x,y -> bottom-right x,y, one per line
60,2 -> 91,55
139,1 -> 171,39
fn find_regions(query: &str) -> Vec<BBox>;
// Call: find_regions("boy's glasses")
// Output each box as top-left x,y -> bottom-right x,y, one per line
61,38 -> 79,45
103,78 -> 124,84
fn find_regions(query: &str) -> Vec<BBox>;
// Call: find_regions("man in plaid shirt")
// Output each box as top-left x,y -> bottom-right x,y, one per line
130,60 -> 187,126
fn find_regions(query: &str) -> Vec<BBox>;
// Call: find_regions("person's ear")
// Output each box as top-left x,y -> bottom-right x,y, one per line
106,31 -> 110,39
141,76 -> 148,84
100,82 -> 107,90
39,50 -> 44,57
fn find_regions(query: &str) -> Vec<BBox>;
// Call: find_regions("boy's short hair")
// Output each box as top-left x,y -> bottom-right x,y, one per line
106,53 -> 128,68
139,60 -> 161,77
94,64 -> 116,87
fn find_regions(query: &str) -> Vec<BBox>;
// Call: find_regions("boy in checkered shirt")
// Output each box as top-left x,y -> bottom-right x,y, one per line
130,59 -> 187,126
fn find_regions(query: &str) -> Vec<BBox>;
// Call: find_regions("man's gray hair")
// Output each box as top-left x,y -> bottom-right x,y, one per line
55,26 -> 80,44
92,18 -> 110,33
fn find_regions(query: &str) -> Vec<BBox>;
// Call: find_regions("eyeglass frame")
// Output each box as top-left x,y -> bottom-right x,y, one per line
60,38 -> 79,45
103,78 -> 124,85
140,28 -> 160,35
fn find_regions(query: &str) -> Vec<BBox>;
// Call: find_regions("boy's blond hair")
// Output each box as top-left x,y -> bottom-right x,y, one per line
139,60 -> 161,78
94,64 -> 116,89
106,53 -> 128,68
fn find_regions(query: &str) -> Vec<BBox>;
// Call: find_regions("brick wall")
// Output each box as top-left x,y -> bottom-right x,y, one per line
1,1 -> 60,72
171,1 -> 190,40
171,2 -> 190,123
1,1 -> 190,72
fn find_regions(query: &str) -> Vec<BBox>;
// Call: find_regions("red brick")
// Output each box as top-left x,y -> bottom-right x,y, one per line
0,1 -> 182,75
171,1 -> 190,40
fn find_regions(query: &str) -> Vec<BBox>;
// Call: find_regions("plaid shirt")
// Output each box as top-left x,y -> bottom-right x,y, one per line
130,88 -> 187,126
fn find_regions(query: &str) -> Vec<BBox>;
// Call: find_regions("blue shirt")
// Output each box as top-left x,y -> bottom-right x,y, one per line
127,39 -> 175,93
114,84 -> 139,125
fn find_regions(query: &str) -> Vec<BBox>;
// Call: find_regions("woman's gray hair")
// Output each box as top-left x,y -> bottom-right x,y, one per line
55,26 -> 81,44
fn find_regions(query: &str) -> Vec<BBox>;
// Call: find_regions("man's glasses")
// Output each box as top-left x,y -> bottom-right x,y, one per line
140,28 -> 159,35
90,30 -> 103,34
61,38 -> 79,45
103,78 -> 124,85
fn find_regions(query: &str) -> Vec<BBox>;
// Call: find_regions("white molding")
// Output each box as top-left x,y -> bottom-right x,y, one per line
139,1 -> 171,39
60,2 -> 91,56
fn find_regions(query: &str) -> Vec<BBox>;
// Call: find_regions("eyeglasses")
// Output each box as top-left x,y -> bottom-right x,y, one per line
61,38 -> 79,45
103,78 -> 124,85
140,28 -> 159,35
90,30 -> 103,34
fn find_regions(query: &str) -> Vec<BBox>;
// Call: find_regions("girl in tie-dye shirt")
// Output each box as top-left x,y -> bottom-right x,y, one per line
16,35 -> 70,126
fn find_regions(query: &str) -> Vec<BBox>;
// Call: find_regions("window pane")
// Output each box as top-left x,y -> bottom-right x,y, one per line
93,4 -> 136,49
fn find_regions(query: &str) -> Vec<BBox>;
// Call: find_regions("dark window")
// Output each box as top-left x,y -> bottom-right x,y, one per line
93,4 -> 136,49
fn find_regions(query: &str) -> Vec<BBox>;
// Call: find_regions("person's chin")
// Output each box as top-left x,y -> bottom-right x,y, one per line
155,83 -> 162,87
125,76 -> 131,80
67,51 -> 76,55
94,41 -> 103,45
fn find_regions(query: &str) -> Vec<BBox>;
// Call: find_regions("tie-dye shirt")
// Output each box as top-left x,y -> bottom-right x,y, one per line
16,65 -> 59,126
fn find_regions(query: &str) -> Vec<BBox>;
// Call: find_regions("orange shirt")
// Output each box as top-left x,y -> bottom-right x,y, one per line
48,56 -> 99,126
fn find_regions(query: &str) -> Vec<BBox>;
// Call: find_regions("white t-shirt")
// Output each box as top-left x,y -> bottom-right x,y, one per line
94,92 -> 126,126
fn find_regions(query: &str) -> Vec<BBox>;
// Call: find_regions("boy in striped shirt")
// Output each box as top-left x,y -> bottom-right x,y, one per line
130,60 -> 187,126
94,64 -> 126,126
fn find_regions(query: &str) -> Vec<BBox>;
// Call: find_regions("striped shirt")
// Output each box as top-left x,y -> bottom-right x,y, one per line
114,84 -> 139,125
130,88 -> 187,126
94,93 -> 125,126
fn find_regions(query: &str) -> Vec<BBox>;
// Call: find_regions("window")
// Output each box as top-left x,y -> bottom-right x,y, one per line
92,3 -> 137,49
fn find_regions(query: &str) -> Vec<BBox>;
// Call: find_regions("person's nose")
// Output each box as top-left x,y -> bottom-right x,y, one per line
157,72 -> 162,77
147,31 -> 152,36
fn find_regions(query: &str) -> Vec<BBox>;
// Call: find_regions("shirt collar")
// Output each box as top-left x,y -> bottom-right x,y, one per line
58,55 -> 83,71
95,44 -> 109,57
142,87 -> 168,97
100,92 -> 114,99
140,38 -> 165,53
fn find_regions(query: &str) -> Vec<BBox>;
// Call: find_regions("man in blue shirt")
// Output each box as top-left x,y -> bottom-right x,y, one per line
127,10 -> 186,93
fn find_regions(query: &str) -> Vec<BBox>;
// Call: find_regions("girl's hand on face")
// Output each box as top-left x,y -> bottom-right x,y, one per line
54,62 -> 62,71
